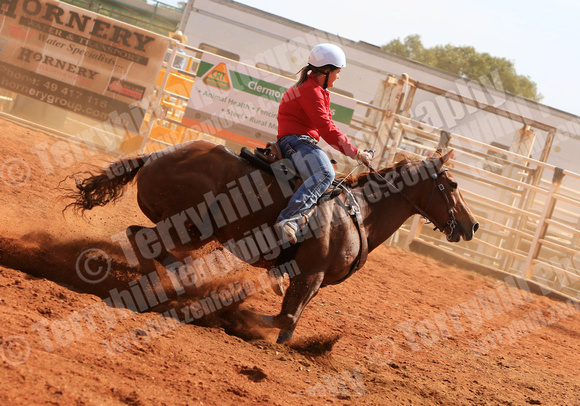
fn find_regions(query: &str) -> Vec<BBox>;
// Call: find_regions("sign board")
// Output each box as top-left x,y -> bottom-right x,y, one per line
182,53 -> 356,147
0,0 -> 168,132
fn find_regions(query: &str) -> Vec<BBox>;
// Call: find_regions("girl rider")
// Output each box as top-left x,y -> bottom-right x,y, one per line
275,43 -> 373,244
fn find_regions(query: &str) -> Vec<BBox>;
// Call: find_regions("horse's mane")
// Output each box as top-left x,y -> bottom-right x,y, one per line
337,153 -> 423,187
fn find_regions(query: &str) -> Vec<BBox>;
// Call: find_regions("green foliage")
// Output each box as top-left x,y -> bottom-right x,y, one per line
383,34 -> 542,102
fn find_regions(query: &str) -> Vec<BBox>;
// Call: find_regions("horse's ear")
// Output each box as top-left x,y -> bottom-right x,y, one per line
427,149 -> 454,172
440,149 -> 454,164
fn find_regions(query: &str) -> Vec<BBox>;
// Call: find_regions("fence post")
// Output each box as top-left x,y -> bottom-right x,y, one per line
524,167 -> 565,279
372,75 -> 409,168
403,216 -> 423,250
137,44 -> 180,153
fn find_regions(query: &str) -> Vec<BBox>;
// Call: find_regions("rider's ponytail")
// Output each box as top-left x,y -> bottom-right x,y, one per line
294,63 -> 339,89
294,64 -> 314,88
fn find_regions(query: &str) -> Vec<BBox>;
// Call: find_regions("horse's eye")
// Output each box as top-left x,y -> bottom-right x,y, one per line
450,181 -> 458,189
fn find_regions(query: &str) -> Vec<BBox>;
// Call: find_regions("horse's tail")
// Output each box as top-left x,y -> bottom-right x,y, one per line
63,154 -> 151,214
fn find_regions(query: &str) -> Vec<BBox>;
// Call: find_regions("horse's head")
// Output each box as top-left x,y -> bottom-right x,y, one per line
416,150 -> 479,242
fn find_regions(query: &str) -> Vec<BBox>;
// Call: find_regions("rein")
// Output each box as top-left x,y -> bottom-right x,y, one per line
366,163 -> 458,241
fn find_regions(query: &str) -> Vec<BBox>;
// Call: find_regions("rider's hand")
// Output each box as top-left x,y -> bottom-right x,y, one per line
357,149 -> 374,166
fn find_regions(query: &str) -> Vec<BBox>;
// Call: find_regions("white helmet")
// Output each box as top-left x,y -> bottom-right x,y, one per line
308,44 -> 346,68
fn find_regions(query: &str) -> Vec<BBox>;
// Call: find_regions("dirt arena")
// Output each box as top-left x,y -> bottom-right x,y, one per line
1,117 -> 579,405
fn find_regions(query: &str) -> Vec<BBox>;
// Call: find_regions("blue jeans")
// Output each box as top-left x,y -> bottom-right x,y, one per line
276,135 -> 335,228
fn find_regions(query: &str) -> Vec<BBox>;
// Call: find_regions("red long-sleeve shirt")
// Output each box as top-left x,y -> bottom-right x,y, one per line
277,74 -> 358,159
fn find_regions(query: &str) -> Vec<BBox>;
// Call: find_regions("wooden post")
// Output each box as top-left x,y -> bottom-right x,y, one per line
499,125 -> 537,272
438,130 -> 452,151
403,215 -> 424,250
524,167 -> 565,279
371,74 -> 412,168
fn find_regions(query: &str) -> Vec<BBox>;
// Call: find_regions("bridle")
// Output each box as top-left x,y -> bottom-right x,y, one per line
366,163 -> 458,241
419,169 -> 458,239
322,155 -> 458,286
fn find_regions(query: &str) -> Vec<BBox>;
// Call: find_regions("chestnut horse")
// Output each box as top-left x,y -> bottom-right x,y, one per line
67,140 -> 478,343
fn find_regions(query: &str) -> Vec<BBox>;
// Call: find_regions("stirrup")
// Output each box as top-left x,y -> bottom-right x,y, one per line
271,274 -> 285,296
281,223 -> 298,244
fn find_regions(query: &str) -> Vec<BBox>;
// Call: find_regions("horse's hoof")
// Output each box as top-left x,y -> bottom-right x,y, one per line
276,330 -> 293,344
271,275 -> 284,296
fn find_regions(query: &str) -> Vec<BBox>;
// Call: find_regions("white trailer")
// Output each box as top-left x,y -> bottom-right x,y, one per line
178,0 -> 580,172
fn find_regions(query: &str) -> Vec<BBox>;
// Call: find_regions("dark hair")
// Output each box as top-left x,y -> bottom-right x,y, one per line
294,64 -> 340,88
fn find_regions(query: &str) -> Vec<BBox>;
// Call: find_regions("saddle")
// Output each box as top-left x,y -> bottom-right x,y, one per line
239,143 -> 369,285
239,142 -> 343,201
255,141 -> 284,164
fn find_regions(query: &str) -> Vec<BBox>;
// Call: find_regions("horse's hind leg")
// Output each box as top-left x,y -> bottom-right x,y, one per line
271,271 -> 325,344
125,225 -> 181,268
124,225 -> 186,296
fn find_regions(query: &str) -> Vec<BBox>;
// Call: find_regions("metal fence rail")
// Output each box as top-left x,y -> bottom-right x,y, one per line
385,110 -> 580,300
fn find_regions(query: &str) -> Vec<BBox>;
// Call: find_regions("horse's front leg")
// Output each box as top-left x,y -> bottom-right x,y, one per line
271,271 -> 325,344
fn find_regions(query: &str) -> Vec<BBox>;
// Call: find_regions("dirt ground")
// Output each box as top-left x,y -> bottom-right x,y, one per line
1,117 -> 579,405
